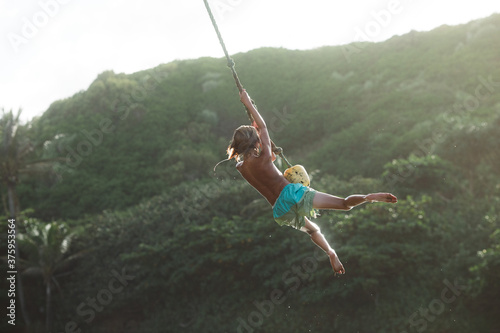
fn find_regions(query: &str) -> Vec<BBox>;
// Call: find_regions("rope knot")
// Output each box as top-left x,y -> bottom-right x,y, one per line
227,58 -> 235,68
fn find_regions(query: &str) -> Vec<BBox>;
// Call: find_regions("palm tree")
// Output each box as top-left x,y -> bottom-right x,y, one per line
1,109 -> 63,216
0,108 -> 65,327
1,108 -> 34,326
18,219 -> 88,332
0,109 -> 30,218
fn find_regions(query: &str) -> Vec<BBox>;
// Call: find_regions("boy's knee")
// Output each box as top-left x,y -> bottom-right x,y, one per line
301,218 -> 320,235
306,224 -> 320,235
307,229 -> 319,236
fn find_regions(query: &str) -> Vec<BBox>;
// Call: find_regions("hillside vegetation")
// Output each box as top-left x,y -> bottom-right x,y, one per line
2,13 -> 500,333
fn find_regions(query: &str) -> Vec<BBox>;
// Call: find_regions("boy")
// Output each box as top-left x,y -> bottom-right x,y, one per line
225,90 -> 397,274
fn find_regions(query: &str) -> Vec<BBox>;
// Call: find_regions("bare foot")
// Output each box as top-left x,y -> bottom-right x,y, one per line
328,251 -> 345,275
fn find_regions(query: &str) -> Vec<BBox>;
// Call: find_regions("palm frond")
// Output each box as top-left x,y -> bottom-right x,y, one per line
18,157 -> 67,176
21,266 -> 43,277
54,247 -> 94,273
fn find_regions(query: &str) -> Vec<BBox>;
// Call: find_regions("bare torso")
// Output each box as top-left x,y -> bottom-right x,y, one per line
236,152 -> 290,206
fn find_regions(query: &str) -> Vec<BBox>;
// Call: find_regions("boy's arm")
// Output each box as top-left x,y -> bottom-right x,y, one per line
240,90 -> 273,156
240,90 -> 266,130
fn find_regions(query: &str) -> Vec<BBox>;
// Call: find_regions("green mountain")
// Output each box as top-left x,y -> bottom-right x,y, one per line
3,13 -> 500,333
18,14 -> 500,220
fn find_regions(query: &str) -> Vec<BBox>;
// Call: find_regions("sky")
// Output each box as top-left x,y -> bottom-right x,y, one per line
1,0 -> 498,122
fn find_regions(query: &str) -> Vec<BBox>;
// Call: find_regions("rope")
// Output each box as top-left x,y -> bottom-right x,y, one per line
203,0 -> 292,168
202,0 -> 249,120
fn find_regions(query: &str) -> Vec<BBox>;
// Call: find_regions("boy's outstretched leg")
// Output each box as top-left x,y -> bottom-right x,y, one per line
313,191 -> 397,211
302,218 -> 345,275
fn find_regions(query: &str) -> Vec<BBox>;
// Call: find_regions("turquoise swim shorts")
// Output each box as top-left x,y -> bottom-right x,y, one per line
273,183 -> 318,230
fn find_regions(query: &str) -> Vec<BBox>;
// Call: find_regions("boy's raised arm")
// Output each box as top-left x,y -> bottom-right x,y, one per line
239,89 -> 273,157
240,89 -> 266,130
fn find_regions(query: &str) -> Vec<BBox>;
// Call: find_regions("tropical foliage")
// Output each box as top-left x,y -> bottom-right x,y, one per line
1,14 -> 499,333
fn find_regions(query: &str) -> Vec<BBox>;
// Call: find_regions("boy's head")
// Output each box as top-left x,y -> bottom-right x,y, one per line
227,125 -> 260,161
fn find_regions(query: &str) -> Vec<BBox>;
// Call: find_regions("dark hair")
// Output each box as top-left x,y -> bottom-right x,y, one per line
213,125 -> 261,175
227,125 -> 260,162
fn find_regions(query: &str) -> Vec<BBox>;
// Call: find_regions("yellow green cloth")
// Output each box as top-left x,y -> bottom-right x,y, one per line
272,183 -> 318,230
